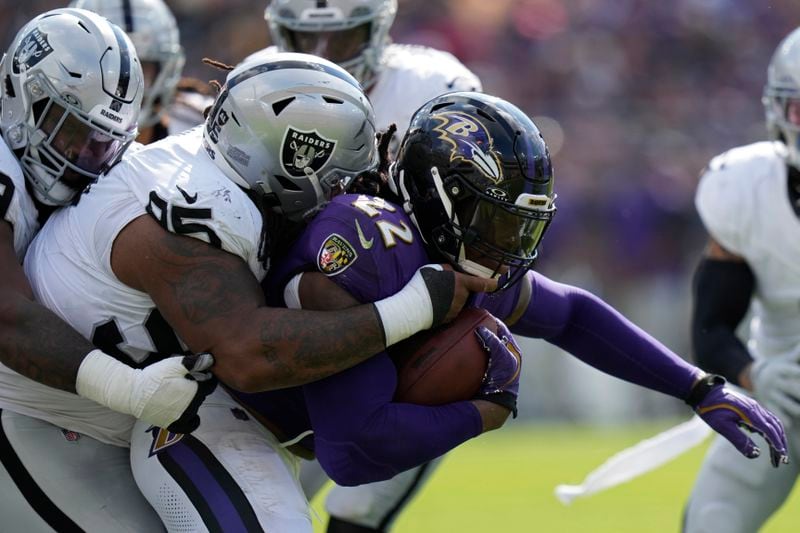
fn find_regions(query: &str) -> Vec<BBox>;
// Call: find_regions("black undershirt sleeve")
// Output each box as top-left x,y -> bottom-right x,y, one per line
690,257 -> 755,385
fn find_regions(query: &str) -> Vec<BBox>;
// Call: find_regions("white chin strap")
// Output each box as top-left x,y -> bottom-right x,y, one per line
459,257 -> 497,279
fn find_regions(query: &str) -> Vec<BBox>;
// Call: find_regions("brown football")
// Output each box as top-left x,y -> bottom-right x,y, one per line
390,307 -> 497,405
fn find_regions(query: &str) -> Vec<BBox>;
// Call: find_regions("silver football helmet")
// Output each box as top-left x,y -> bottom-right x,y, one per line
764,27 -> 800,169
0,8 -> 143,205
70,0 -> 185,128
203,52 -> 378,222
264,0 -> 397,88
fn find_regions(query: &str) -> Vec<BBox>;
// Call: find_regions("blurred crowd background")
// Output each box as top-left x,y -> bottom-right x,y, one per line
2,0 -> 799,422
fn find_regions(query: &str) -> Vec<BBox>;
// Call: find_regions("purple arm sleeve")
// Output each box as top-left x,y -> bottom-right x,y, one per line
513,271 -> 703,400
304,353 -> 483,486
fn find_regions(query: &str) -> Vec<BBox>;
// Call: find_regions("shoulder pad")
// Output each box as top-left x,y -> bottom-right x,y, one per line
695,142 -> 782,254
382,44 -> 482,93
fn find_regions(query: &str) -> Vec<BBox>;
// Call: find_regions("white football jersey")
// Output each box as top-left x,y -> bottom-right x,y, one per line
696,141 -> 800,360
0,140 -> 132,446
0,136 -> 38,260
249,44 -> 482,142
369,44 -> 482,139
20,127 -> 265,445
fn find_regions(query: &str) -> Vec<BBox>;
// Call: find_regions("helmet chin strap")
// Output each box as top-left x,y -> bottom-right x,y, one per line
458,255 -> 497,279
395,166 -> 424,241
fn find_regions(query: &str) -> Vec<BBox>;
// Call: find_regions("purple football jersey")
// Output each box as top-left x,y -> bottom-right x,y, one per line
237,194 -> 485,482
265,194 -> 431,305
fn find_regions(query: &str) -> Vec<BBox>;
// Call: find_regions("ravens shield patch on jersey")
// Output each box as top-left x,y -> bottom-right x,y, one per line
281,127 -> 337,178
317,233 -> 357,276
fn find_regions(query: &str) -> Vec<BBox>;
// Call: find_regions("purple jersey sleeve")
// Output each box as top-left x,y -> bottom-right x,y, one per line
507,271 -> 702,399
264,194 -> 484,485
305,353 -> 482,486
264,194 -> 430,304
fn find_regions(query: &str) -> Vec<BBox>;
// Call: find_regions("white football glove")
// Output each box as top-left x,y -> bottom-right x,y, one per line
751,354 -> 800,429
77,350 -> 216,433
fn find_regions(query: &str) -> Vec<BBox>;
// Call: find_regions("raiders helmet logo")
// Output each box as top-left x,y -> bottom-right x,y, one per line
317,233 -> 357,276
12,29 -> 53,74
281,127 -> 337,178
432,111 -> 502,183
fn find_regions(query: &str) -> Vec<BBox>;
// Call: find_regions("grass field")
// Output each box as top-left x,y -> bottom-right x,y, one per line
310,420 -> 800,532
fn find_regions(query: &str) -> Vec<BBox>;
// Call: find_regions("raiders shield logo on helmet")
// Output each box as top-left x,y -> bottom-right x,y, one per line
281,127 -> 337,178
317,233 -> 357,276
12,28 -> 54,73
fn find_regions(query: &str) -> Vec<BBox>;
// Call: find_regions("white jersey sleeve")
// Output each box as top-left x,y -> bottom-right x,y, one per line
0,138 -> 39,260
695,142 -> 783,256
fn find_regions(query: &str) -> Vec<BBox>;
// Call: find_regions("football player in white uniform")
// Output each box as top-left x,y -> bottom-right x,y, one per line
256,1 -> 481,530
255,0 -> 481,148
0,8 -> 219,531
70,0 -> 214,143
684,27 -> 800,533
24,53 -> 492,532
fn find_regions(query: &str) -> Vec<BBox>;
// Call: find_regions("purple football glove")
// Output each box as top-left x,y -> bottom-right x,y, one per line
474,319 -> 522,418
687,374 -> 789,467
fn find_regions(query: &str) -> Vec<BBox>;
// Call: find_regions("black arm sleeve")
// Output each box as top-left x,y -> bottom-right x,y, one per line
691,258 -> 755,385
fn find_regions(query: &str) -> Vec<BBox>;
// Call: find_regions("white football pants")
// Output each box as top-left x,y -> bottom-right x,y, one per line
0,408 -> 162,532
131,387 -> 311,532
683,431 -> 800,533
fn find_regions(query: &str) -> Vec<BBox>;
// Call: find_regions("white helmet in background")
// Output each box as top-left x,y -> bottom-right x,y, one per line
203,52 -> 378,222
70,0 -> 185,128
0,8 -> 143,205
264,0 -> 397,88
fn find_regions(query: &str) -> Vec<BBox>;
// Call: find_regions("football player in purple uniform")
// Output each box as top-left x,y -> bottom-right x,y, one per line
232,92 -> 790,533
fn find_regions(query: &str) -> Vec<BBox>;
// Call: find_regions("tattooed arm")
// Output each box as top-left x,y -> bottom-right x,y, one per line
111,214 -> 488,392
0,221 -> 89,392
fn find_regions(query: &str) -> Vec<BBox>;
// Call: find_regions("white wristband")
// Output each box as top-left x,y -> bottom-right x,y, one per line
373,265 -> 440,347
76,349 -> 137,416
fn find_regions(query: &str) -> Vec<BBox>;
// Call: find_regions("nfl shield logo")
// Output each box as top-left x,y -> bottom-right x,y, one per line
280,127 -> 337,178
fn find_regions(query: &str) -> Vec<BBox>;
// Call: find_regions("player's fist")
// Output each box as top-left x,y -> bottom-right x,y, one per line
374,264 -> 497,347
76,349 -> 216,435
135,353 -> 217,434
474,320 -> 522,418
